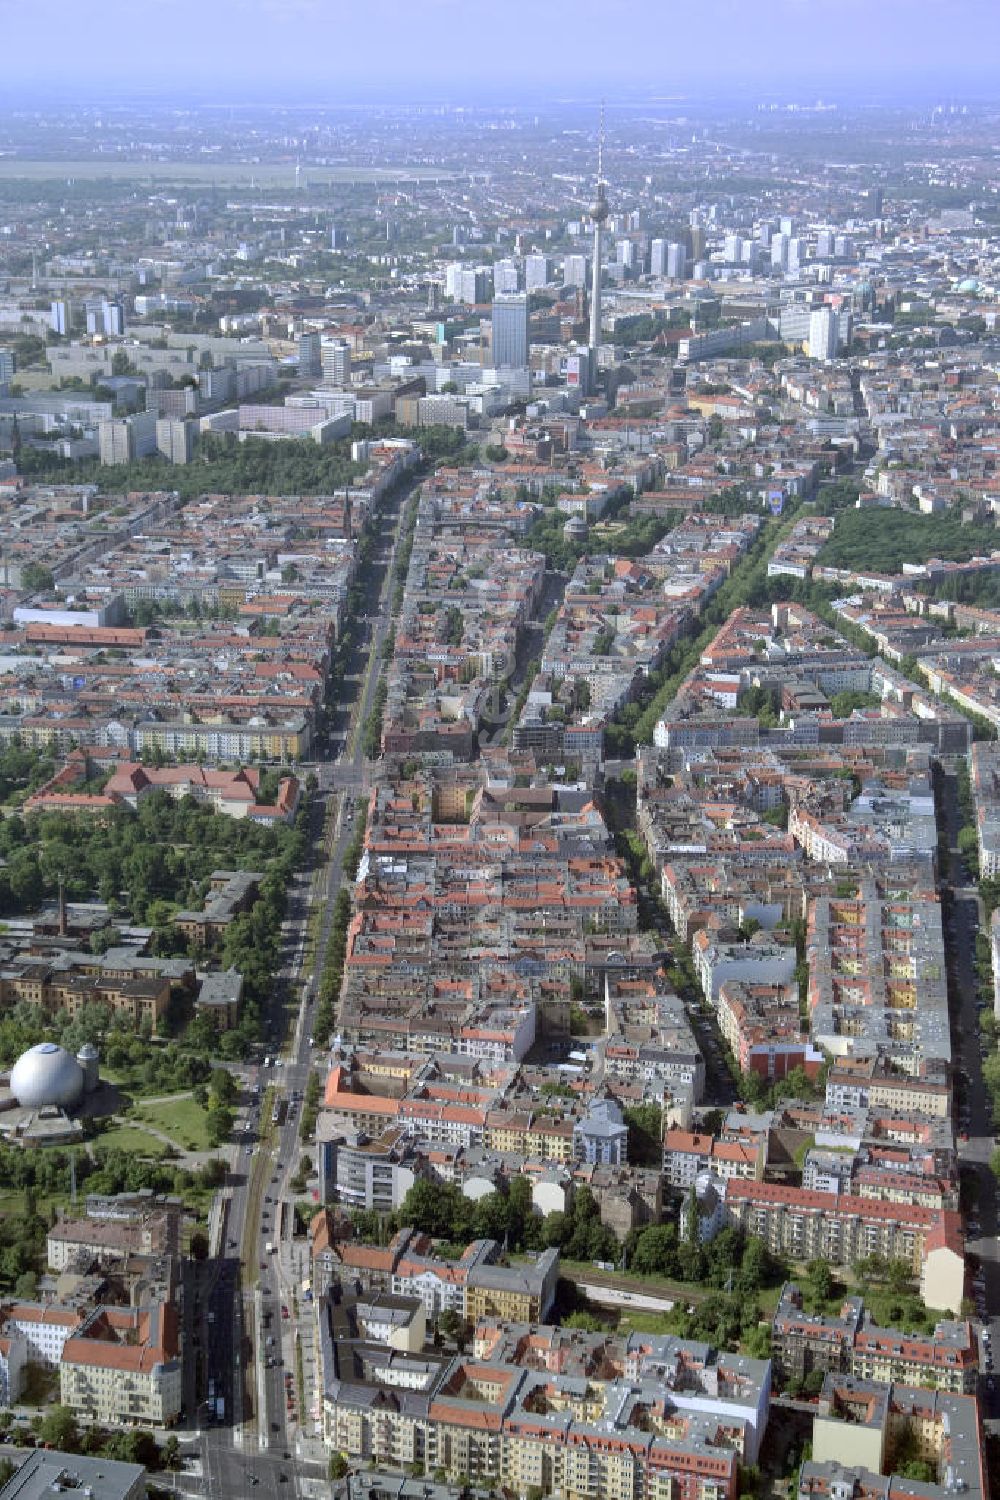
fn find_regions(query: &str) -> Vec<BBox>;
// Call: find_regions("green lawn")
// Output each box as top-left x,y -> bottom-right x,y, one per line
617,1309 -> 683,1336
92,1124 -> 170,1159
133,1094 -> 213,1151
0,1188 -> 61,1221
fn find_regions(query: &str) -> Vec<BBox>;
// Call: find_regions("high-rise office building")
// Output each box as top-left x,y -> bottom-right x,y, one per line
562,253 -> 589,289
492,292 -> 529,369
808,305 -> 839,362
445,262 -> 464,300
650,239 -> 667,277
445,264 -> 490,304
99,420 -> 132,466
525,254 -> 552,290
330,226 -> 347,249
0,348 -> 14,389
155,418 -> 195,465
298,332 -> 322,379
724,233 -> 743,265
667,242 -> 687,279
771,234 -> 789,271
565,351 -> 591,394
816,230 -> 835,259
494,258 -> 521,294
50,300 -> 69,336
101,300 -> 125,337
321,337 -> 351,386
99,412 -> 156,465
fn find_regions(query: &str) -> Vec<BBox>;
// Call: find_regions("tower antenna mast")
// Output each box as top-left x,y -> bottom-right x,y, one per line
588,101 -> 609,366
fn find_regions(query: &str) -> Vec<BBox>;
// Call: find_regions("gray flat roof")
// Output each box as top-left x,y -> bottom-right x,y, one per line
0,1450 -> 145,1500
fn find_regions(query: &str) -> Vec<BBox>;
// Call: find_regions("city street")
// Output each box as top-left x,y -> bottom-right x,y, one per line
175,474 -> 416,1496
940,770 -> 1000,1417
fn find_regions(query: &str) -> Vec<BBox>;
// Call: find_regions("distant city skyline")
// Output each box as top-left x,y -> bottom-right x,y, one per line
4,0 -> 1000,96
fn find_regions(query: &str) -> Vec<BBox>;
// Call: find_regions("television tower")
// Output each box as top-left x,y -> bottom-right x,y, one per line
588,102 -> 609,356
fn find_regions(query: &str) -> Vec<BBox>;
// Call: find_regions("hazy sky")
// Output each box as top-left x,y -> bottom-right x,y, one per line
4,0 -> 1000,98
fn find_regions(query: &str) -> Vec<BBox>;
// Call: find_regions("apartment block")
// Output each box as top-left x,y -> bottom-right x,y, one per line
771,1284 -> 978,1393
709,1179 -> 965,1313
60,1303 -> 181,1427
319,1314 -> 771,1499
800,1375 -> 984,1500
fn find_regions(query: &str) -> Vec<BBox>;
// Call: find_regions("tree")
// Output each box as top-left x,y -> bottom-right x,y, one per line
853,1253 -> 889,1284
898,1462 -> 935,1484
38,1406 -> 80,1452
473,1190 -> 511,1242
742,1324 -> 772,1361
205,1104 -> 234,1147
437,1309 -> 472,1350
20,562 -> 55,593
506,1175 -> 533,1245
629,1224 -> 678,1278
563,1309 -> 604,1332
399,1180 -> 475,1241
209,1068 -> 238,1107
161,1436 -> 182,1470
199,1158 -> 227,1189
805,1258 -> 833,1307
624,1102 -> 662,1166
328,1453 -> 349,1481
886,1257 -> 915,1294
735,1237 -> 771,1297
542,1210 -> 568,1249
100,1430 -> 158,1467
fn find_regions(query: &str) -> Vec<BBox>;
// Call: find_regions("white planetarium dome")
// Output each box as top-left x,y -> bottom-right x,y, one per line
9,1043 -> 84,1110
